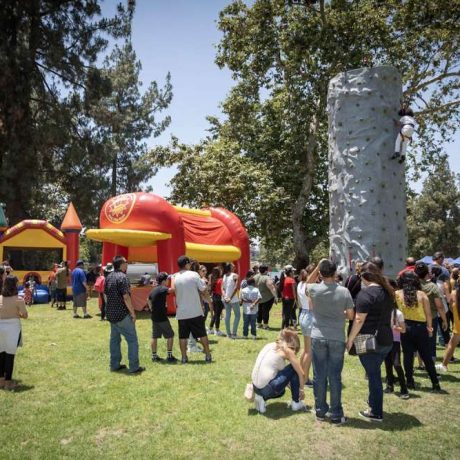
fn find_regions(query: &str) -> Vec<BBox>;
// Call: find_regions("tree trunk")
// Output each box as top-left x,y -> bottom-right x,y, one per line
291,120 -> 318,271
111,154 -> 117,197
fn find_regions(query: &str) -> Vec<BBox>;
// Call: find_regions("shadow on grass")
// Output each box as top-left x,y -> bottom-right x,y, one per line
3,381 -> 35,393
438,373 -> 460,382
345,412 -> 423,431
247,402 -> 312,419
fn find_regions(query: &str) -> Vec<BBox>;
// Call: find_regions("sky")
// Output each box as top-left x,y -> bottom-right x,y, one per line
104,0 -> 459,197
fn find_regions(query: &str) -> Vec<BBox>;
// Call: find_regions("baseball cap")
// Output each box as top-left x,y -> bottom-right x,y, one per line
76,260 -> 84,266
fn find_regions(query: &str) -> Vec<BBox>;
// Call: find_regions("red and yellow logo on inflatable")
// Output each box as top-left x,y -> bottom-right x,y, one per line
105,193 -> 136,224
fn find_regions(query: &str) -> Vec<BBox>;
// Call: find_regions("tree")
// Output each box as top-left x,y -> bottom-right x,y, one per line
155,0 -> 460,269
407,157 -> 460,257
0,1 -> 132,224
152,136 -> 280,238
92,41 -> 172,196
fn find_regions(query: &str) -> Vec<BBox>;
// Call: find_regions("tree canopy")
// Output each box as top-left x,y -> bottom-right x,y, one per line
407,157 -> 460,257
0,1 -> 172,228
153,0 -> 460,268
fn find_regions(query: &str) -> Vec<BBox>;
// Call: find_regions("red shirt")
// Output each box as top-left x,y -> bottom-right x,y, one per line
397,265 -> 416,278
213,278 -> 223,296
282,277 -> 296,299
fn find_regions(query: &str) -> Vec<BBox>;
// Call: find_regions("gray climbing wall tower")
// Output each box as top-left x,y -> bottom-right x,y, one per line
327,66 -> 407,279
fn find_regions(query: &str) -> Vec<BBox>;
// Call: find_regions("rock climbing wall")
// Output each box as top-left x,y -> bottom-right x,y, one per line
327,66 -> 406,279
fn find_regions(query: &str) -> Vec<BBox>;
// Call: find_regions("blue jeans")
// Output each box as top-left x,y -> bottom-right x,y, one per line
312,338 -> 345,419
243,313 -> 257,337
359,345 -> 392,417
254,364 -> 300,402
224,301 -> 241,336
109,315 -> 140,372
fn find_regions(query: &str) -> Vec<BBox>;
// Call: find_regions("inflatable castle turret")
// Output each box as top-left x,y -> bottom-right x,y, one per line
0,205 -> 7,237
61,203 -> 83,270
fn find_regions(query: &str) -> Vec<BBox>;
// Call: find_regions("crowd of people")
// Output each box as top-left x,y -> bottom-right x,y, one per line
250,252 -> 460,423
1,250 -> 459,427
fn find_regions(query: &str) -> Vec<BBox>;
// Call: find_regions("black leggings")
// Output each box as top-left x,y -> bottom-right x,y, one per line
384,342 -> 408,393
281,298 -> 295,329
401,321 -> 439,386
257,298 -> 275,325
210,295 -> 224,329
0,352 -> 15,380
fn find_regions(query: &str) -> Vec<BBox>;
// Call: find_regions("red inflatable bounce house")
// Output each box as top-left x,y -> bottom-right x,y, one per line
87,192 -> 250,313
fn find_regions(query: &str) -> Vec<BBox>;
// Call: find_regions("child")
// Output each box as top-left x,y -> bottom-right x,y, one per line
384,305 -> 409,399
23,281 -> 33,307
393,106 -> 416,163
240,277 -> 262,339
148,272 -> 177,363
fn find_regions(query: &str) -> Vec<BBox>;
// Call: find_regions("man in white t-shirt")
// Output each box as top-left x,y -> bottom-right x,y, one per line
172,256 -> 212,364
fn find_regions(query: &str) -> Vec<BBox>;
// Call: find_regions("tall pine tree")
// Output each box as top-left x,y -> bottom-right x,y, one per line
407,158 -> 460,257
92,41 -> 172,196
0,1 -> 131,224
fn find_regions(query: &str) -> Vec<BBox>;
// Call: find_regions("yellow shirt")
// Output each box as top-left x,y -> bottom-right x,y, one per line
395,292 -> 426,323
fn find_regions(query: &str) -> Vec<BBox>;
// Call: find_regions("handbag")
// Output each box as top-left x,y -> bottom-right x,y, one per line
353,333 -> 377,355
352,300 -> 387,355
244,383 -> 255,402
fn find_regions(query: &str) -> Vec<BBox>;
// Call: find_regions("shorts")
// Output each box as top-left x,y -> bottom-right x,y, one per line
56,288 -> 67,301
73,292 -> 87,308
299,309 -> 313,337
152,320 -> 174,339
178,315 -> 207,340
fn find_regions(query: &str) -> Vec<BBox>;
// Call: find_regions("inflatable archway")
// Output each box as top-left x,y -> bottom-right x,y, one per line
0,220 -> 67,283
86,192 -> 250,313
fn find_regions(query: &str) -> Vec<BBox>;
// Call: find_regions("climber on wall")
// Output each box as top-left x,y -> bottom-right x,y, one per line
392,106 -> 416,164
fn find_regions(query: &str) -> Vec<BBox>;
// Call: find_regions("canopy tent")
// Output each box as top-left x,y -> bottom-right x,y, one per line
417,256 -> 433,264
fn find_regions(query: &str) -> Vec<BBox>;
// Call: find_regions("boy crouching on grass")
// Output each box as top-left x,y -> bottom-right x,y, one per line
149,272 -> 178,363
240,277 -> 262,340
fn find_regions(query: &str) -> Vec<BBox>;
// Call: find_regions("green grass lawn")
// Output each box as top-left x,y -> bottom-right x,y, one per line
1,299 -> 460,460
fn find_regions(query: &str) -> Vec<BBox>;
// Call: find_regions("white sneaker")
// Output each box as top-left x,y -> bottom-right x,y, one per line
289,400 -> 307,412
207,328 -> 214,335
252,335 -> 257,340
436,364 -> 448,373
254,394 -> 266,414
215,330 -> 226,336
187,344 -> 203,353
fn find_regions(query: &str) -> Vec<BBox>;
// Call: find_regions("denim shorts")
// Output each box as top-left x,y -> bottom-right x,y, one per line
299,309 -> 313,337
